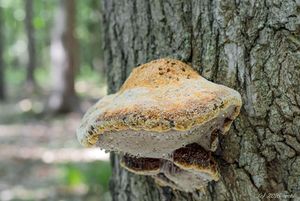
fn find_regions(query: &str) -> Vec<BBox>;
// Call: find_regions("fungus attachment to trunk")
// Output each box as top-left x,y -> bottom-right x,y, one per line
77,58 -> 242,192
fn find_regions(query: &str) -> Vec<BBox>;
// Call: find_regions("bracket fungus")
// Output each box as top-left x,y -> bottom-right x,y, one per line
77,58 -> 242,192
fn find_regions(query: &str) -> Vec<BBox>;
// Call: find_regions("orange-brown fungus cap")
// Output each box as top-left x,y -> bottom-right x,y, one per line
77,58 -> 242,192
77,58 -> 242,147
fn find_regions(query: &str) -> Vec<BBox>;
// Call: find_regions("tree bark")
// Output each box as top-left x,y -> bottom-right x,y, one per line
25,0 -> 36,89
0,6 -> 5,100
48,0 -> 78,113
103,0 -> 300,200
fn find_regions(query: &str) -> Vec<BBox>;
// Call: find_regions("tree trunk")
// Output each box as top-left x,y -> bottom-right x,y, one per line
48,0 -> 78,113
103,0 -> 300,200
25,0 -> 36,89
0,6 -> 5,100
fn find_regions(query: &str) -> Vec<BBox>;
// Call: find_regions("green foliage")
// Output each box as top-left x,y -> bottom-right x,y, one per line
33,16 -> 45,29
60,161 -> 112,192
0,1 -> 109,199
5,64 -> 49,88
5,65 -> 26,86
1,0 -> 104,91
77,64 -> 105,84
76,0 -> 103,72
35,65 -> 50,87
64,165 -> 85,186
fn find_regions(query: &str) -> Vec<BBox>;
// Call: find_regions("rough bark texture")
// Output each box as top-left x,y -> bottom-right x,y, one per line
48,0 -> 78,113
25,0 -> 36,88
102,0 -> 300,200
0,7 -> 5,100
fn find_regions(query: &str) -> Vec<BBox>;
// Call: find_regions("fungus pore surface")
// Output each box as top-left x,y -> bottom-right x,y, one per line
77,58 -> 242,191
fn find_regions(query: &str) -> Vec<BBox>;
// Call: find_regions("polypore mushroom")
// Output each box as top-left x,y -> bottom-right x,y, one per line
77,58 -> 242,191
120,143 -> 219,191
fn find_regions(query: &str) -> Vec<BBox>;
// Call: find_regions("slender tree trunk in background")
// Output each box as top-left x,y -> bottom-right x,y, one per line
87,0 -> 102,72
49,0 -> 78,113
25,0 -> 36,89
0,7 -> 5,101
103,0 -> 300,200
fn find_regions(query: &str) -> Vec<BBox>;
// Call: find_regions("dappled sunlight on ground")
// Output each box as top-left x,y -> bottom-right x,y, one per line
0,145 -> 109,164
0,91 -> 112,201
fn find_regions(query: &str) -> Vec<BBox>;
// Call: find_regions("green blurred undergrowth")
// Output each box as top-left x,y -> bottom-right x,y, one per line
60,161 -> 112,194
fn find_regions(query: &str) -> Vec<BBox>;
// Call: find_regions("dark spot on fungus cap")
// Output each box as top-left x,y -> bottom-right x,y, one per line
77,58 -> 242,191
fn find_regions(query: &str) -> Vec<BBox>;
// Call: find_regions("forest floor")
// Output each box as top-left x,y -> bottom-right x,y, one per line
0,82 -> 111,201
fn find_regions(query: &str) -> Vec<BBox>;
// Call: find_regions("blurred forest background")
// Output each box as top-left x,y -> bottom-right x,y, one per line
0,0 -> 112,200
